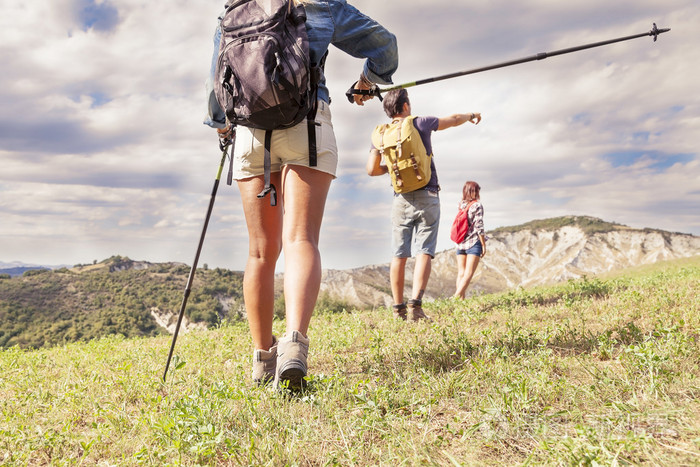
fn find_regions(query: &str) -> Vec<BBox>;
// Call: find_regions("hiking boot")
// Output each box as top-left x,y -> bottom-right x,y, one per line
275,331 -> 310,391
252,336 -> 277,385
392,303 -> 407,320
407,299 -> 431,322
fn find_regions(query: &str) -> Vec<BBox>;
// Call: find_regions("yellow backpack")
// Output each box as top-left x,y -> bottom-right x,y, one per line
371,116 -> 432,193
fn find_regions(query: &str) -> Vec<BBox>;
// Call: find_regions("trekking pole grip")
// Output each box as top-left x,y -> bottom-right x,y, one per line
345,82 -> 383,103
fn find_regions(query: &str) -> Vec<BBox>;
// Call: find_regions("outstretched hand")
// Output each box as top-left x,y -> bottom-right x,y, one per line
468,113 -> 482,124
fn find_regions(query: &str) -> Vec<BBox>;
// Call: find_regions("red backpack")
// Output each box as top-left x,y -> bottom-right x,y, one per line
450,201 -> 476,243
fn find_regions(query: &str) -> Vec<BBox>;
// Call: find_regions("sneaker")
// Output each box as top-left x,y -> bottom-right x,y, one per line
275,331 -> 310,391
252,336 -> 277,385
392,303 -> 407,320
407,299 -> 431,322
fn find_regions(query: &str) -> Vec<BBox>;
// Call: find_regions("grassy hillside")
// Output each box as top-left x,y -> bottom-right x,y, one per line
0,256 -> 244,349
0,257 -> 698,465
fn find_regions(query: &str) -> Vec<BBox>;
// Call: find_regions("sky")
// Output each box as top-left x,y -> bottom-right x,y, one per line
1,0 -> 698,272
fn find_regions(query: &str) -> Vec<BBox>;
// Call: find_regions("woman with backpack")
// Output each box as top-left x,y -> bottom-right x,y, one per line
453,181 -> 486,299
204,0 -> 398,390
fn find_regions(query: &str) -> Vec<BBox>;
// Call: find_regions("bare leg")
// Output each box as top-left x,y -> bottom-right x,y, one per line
237,173 -> 283,351
454,254 -> 481,299
280,165 -> 333,337
390,256 -> 408,305
411,253 -> 432,300
455,254 -> 467,295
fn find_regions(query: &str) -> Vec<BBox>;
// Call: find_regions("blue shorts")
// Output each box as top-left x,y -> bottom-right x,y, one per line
456,241 -> 482,256
391,189 -> 440,258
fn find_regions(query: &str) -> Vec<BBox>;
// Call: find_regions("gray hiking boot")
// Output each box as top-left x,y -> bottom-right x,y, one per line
393,303 -> 407,320
407,299 -> 431,322
252,336 -> 277,385
275,331 -> 310,391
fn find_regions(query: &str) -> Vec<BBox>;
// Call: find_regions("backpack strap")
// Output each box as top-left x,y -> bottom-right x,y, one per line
307,108 -> 319,167
393,118 -> 404,188
405,119 -> 423,181
395,118 -> 403,161
306,51 -> 328,168
464,200 -> 477,219
257,130 -> 278,206
379,125 -> 402,188
410,153 -> 422,181
378,126 -> 386,154
462,200 -> 476,211
226,127 -> 236,186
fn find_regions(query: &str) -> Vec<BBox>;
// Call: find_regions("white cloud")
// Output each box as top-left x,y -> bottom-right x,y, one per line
0,0 -> 697,270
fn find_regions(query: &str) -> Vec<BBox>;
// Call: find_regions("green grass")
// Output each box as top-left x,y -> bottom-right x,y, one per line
1,257 -> 699,465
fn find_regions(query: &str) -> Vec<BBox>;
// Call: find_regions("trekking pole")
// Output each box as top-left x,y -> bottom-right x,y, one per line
346,23 -> 670,102
162,130 -> 234,382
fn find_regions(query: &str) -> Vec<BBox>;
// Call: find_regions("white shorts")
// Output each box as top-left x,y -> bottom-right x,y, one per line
232,100 -> 338,180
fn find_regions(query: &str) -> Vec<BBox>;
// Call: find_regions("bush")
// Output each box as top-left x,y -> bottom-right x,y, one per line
23,268 -> 49,277
315,292 -> 354,314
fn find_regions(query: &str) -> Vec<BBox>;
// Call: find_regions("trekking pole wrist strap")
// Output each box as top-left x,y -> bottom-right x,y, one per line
345,82 -> 383,103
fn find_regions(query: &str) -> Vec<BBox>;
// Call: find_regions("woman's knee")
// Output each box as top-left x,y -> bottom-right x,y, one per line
247,238 -> 282,263
282,234 -> 320,255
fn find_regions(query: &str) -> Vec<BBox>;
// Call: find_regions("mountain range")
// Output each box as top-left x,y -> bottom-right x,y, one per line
1,216 -> 698,348
314,216 -> 700,308
0,261 -> 71,278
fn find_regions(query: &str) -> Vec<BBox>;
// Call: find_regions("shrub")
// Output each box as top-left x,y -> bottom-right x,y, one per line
22,268 -> 49,277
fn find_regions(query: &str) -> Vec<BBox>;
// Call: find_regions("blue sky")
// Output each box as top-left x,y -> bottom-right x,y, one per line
1,0 -> 698,271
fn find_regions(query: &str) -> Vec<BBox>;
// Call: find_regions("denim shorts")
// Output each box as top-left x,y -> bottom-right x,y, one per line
232,100 -> 338,179
391,189 -> 440,258
456,241 -> 482,256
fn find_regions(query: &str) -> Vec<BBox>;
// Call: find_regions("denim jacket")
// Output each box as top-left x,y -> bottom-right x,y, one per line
204,0 -> 399,128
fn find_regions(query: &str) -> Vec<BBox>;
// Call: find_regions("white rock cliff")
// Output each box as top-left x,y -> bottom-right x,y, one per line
318,217 -> 700,308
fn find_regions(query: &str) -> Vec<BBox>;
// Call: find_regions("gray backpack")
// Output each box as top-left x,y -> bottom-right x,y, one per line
214,0 -> 323,205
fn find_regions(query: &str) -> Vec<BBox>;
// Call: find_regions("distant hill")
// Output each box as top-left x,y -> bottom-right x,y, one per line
2,217 -> 698,349
0,256 -> 244,349
0,266 -> 49,278
0,261 -> 70,277
317,216 -> 700,308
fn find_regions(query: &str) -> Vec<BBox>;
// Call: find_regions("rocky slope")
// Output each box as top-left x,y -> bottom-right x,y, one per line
318,216 -> 700,308
3,217 -> 696,347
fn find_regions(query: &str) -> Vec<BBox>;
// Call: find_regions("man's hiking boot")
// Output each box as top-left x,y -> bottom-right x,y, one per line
252,336 -> 277,385
275,331 -> 309,391
393,303 -> 407,320
407,299 -> 431,322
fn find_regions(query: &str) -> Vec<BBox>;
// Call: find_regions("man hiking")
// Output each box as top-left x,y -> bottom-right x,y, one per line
366,89 -> 481,321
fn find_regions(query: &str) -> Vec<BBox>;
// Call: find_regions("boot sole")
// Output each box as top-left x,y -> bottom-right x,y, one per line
277,362 -> 307,390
